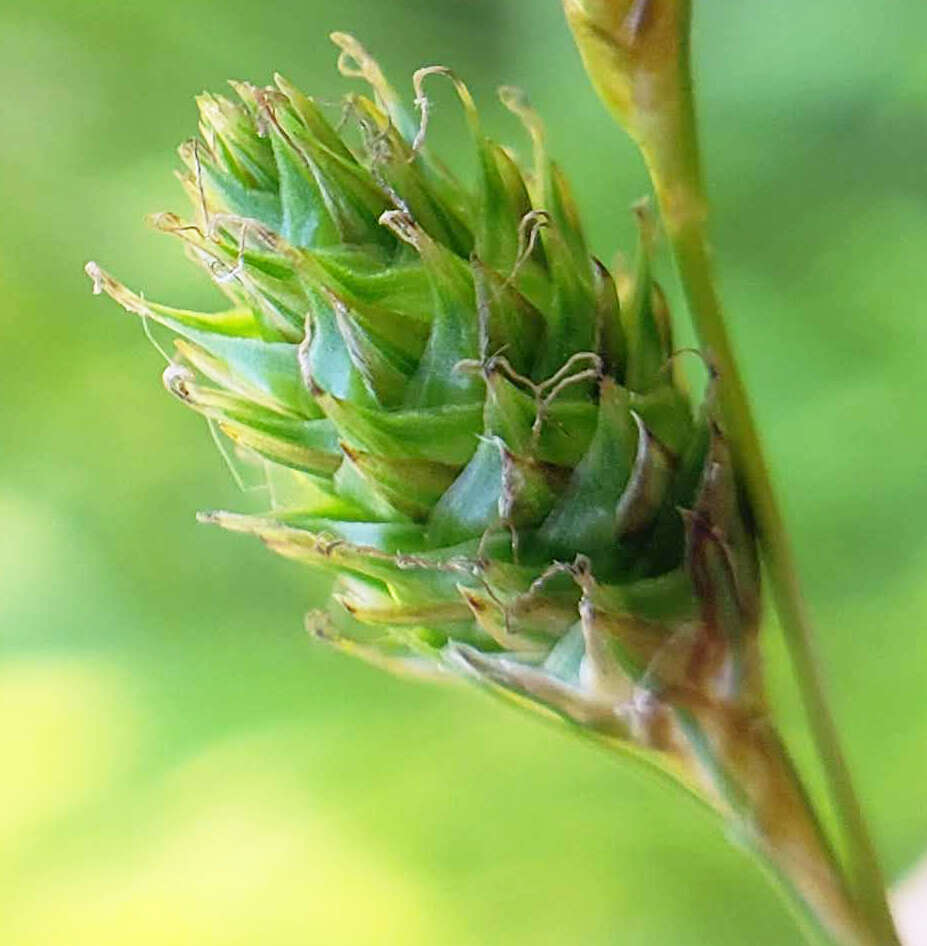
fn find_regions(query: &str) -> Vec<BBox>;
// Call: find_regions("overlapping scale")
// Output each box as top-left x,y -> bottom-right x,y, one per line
88,33 -> 760,756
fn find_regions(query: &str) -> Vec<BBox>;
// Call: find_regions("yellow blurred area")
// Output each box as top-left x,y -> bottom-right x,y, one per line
0,658 -> 138,852
0,666 -> 437,945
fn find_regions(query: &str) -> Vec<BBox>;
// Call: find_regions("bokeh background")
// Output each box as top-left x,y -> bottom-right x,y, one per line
2,1 -> 926,943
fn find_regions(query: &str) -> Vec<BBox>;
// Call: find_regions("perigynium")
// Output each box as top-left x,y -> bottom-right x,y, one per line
86,11 -> 901,946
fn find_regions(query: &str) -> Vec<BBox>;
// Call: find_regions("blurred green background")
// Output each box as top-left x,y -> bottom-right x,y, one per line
2,1 -> 926,943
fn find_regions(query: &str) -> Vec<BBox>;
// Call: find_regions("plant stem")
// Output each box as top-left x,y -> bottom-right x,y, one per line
674,708 -> 860,946
644,4 -> 900,943
562,1 -> 899,939
667,218 -> 899,946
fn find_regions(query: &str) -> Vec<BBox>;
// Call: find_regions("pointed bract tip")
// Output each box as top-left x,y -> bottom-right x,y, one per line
378,209 -> 421,247
146,211 -> 184,233
442,641 -> 483,678
162,363 -> 195,400
81,264 -> 152,318
195,509 -> 261,532
194,510 -> 278,537
85,260 -> 104,294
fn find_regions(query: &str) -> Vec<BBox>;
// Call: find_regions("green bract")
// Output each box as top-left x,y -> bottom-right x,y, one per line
88,31 -> 767,824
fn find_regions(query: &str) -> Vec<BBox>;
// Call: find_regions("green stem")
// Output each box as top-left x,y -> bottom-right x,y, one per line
561,1 -> 899,939
644,5 -> 900,943
667,218 -> 899,946
673,709 -> 851,946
